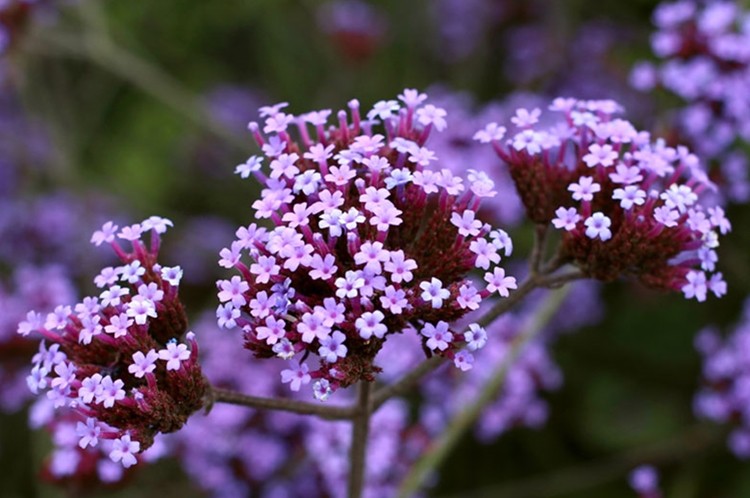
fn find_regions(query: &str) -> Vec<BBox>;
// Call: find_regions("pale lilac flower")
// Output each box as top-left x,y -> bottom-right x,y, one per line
158,342 -> 191,371
552,207 -> 581,231
110,434 -> 140,468
422,321 -> 453,351
128,350 -> 159,378
280,363 -> 311,392
319,331 -> 348,363
584,212 -> 613,241
355,310 -> 387,340
484,268 -> 517,297
420,278 -> 450,308
568,176 -> 601,202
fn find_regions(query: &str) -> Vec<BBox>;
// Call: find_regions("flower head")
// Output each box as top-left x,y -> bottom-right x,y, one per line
224,90 -> 515,396
19,218 -> 206,469
484,97 -> 729,299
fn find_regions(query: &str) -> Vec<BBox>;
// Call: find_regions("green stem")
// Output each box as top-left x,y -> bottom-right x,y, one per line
348,381 -> 373,498
396,286 -> 573,498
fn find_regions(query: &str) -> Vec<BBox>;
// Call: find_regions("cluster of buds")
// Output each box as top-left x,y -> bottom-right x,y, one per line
18,217 -> 207,469
220,89 -> 517,398
480,97 -> 729,301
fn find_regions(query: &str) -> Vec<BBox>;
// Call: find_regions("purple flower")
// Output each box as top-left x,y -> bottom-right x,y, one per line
75,418 -> 101,449
631,1 -> 750,204
158,342 -> 191,371
110,434 -> 140,469
319,331 -> 348,363
355,310 -> 387,340
128,350 -> 159,378
584,213 -> 613,241
484,268 -> 518,297
420,278 -> 450,308
280,363 -> 311,392
421,321 -> 453,351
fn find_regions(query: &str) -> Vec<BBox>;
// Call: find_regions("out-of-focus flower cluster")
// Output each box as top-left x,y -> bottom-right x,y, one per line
431,0 -> 507,62
632,0 -> 750,203
408,280 -> 603,443
629,465 -> 662,498
694,297 -> 750,458
220,89 -> 517,397
0,266 -> 76,412
482,97 -> 729,301
18,217 -> 207,476
316,0 -> 387,62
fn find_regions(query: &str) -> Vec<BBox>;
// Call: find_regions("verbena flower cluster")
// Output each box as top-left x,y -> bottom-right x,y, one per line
632,0 -> 750,202
481,97 -> 729,300
221,89 -> 517,398
18,217 -> 207,470
694,297 -> 750,458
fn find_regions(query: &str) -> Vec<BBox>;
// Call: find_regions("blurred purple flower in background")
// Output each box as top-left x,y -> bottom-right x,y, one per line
170,277 -> 604,496
695,297 -> 750,458
632,0 -> 750,203
317,0 -> 387,62
431,0 -> 507,62
424,87 -> 538,227
629,464 -> 662,498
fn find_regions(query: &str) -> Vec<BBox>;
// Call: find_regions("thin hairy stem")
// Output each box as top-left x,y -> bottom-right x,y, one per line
348,382 -> 373,498
396,286 -> 572,498
209,386 -> 356,420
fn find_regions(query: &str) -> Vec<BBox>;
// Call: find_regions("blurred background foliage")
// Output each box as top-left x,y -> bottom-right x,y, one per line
2,0 -> 750,497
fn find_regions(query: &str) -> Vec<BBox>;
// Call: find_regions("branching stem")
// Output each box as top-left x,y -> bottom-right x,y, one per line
209,386 -> 357,420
